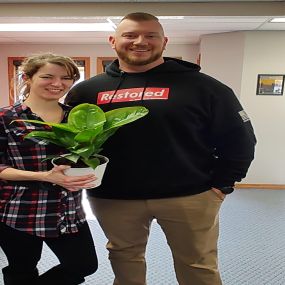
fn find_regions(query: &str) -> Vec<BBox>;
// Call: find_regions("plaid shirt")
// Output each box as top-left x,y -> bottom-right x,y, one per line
0,102 -> 86,238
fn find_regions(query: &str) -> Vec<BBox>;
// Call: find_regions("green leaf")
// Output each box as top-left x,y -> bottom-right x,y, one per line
52,127 -> 77,147
93,128 -> 118,150
52,154 -> 80,165
70,145 -> 96,159
74,125 -> 104,143
12,119 -> 77,133
82,157 -> 100,169
68,103 -> 106,131
24,131 -> 66,147
104,106 -> 149,131
62,154 -> 80,163
25,130 -> 56,140
16,103 -> 149,169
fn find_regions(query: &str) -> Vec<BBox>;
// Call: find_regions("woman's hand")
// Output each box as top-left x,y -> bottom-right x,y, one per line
42,165 -> 97,191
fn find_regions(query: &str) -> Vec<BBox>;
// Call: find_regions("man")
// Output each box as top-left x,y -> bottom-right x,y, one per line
65,12 -> 256,285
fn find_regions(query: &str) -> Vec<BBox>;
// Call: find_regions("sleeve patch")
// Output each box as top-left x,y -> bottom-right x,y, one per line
239,110 -> 250,122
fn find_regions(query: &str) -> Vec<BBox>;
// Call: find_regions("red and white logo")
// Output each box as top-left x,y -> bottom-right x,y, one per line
97,87 -> 169,105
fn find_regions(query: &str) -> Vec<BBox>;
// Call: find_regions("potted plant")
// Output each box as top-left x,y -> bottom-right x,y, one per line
17,103 -> 149,186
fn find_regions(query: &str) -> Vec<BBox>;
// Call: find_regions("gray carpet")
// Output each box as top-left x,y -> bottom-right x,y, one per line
1,189 -> 285,284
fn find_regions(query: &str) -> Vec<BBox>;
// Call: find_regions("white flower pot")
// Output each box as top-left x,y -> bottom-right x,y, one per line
52,154 -> 109,188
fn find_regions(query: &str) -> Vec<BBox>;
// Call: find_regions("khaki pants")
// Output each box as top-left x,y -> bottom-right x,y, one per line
88,190 -> 224,285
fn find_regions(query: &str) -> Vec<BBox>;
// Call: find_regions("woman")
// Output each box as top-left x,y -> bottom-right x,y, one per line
0,53 -> 98,285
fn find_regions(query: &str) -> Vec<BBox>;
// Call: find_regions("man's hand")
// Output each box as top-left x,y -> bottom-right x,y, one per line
211,187 -> 226,200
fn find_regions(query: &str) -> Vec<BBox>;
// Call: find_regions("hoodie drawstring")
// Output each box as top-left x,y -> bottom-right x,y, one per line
109,71 -> 125,105
108,71 -> 149,106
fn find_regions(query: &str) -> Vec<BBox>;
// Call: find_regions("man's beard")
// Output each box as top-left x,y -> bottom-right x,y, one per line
116,49 -> 163,66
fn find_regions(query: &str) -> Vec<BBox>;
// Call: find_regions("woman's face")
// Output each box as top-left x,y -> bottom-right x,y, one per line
27,63 -> 74,101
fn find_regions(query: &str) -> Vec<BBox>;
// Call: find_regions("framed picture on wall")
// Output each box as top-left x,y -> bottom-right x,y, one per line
256,74 -> 285,96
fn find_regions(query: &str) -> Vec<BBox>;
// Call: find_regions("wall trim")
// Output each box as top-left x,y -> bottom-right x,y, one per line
236,184 -> 285,190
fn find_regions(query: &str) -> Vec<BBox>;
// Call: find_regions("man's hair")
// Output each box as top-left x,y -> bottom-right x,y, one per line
120,12 -> 159,23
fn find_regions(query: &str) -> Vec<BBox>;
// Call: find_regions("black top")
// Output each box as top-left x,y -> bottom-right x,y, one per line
65,57 -> 256,199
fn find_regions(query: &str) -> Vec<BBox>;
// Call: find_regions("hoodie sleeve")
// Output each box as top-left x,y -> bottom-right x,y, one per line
64,74 -> 108,107
210,83 -> 256,188
64,83 -> 84,107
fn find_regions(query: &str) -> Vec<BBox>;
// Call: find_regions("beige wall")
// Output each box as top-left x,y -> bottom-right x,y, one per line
240,31 -> 285,184
200,30 -> 285,184
200,31 -> 245,98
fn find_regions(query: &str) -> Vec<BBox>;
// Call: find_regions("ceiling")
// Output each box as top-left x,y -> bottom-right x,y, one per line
0,0 -> 284,45
0,0 -> 284,2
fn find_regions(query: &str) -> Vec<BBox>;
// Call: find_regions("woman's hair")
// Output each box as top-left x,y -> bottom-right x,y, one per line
18,53 -> 80,99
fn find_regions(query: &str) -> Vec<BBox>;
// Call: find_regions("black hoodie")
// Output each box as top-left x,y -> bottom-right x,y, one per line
65,57 -> 256,199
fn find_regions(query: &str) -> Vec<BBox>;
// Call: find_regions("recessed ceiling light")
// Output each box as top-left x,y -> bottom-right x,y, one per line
270,18 -> 285,23
0,23 -> 115,32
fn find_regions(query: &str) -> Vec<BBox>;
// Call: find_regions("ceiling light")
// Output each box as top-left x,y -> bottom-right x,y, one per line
107,18 -> 117,29
270,18 -> 285,23
0,23 -> 115,32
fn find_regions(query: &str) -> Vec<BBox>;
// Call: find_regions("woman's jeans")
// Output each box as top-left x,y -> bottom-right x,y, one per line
0,221 -> 98,285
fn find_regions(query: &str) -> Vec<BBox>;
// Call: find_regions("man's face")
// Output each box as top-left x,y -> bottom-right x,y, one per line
109,19 -> 168,68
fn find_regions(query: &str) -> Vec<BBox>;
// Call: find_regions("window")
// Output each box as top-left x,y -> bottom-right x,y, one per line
96,57 -> 116,74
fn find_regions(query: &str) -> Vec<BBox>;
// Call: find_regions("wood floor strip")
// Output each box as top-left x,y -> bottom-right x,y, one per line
236,184 -> 285,190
